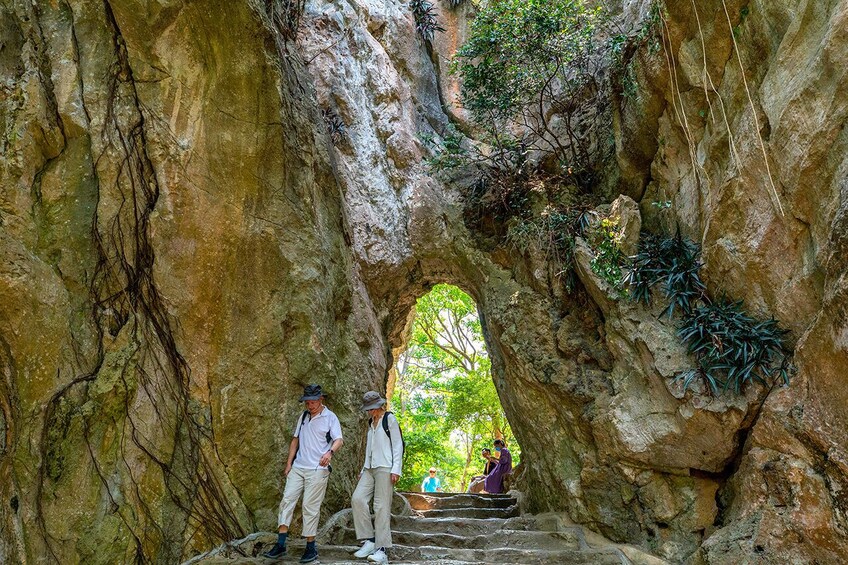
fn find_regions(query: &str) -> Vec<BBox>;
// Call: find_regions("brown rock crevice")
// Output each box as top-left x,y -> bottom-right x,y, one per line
0,333 -> 25,564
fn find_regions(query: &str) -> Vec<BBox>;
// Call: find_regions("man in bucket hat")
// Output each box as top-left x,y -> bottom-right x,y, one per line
263,384 -> 343,563
350,391 -> 404,564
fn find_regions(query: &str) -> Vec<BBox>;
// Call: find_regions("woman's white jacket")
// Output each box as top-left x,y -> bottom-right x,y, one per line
362,412 -> 403,476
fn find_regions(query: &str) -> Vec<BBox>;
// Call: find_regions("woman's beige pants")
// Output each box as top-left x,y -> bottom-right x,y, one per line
351,468 -> 393,548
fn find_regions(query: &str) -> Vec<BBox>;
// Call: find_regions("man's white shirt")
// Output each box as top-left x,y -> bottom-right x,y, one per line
293,406 -> 342,470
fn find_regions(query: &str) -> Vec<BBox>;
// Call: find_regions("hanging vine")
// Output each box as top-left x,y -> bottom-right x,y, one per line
34,2 -> 247,562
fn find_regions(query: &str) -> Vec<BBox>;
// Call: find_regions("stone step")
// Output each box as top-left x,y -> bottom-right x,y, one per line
398,490 -> 513,498
384,530 -> 580,549
410,545 -> 624,565
391,515 -> 510,535
402,492 -> 517,510
281,543 -> 624,565
399,529 -> 582,550
193,543 -> 493,564
187,530 -> 636,565
335,527 -> 582,550
417,506 -> 519,519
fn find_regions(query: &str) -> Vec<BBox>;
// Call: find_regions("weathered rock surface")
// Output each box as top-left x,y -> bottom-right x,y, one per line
1,1 -> 382,562
615,0 -> 848,561
2,0 -> 847,563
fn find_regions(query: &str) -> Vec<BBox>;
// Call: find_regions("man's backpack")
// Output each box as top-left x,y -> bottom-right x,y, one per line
380,411 -> 405,458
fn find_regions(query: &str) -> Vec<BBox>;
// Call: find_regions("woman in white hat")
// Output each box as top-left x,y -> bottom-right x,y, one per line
350,391 -> 404,564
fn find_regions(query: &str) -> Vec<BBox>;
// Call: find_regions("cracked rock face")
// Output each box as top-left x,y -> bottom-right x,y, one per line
1,1 -> 382,562
616,0 -> 848,561
1,0 -> 847,563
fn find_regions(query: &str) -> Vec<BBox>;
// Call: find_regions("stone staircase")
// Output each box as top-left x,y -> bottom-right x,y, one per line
185,492 -> 666,565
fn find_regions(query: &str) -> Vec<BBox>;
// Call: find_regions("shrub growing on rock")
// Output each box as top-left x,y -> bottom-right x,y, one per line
422,0 -> 617,294
589,218 -> 625,293
449,0 -> 609,188
321,108 -> 347,145
623,232 -> 705,317
410,0 -> 446,41
505,201 -> 597,292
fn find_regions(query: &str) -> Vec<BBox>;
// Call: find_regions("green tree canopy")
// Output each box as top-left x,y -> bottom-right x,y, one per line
442,0 -> 608,186
392,284 -> 519,492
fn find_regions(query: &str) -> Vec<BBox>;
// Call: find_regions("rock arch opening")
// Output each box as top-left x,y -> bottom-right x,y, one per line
386,283 -> 520,494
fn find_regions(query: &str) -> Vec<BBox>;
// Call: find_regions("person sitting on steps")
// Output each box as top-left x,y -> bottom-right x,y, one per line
351,391 -> 404,565
263,384 -> 343,563
483,439 -> 512,495
467,448 -> 497,493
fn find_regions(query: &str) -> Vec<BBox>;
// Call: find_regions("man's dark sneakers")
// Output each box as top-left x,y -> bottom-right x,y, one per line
262,543 -> 287,560
299,544 -> 319,563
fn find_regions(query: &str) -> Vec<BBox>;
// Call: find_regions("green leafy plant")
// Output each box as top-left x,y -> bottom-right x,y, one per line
410,0 -> 446,41
625,232 -> 792,395
449,0 -> 610,188
637,0 -> 665,55
622,232 -> 705,317
423,125 -> 469,173
677,299 -> 791,394
321,108 -> 347,145
393,285 -> 519,491
608,1 -> 664,102
620,63 -> 640,101
505,202 -> 597,292
732,5 -> 750,39
589,218 -> 625,292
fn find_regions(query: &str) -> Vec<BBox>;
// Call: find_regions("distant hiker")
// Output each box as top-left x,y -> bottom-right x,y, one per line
263,384 -> 343,563
483,439 -> 512,495
421,467 -> 443,493
351,391 -> 404,565
467,448 -> 497,493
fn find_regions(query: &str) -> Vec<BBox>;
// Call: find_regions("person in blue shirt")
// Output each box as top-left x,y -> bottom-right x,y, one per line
421,467 -> 442,492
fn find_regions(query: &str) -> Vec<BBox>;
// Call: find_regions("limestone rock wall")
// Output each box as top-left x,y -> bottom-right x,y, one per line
0,1 -> 383,562
298,0 -> 755,561
616,0 -> 848,562
299,0 -> 848,561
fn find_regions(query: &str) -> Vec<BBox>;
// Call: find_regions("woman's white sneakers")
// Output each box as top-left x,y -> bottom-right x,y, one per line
353,540 -> 376,559
367,549 -> 389,564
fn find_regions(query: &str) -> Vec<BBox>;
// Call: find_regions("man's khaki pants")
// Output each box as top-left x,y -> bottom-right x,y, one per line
351,467 -> 393,548
277,467 -> 330,537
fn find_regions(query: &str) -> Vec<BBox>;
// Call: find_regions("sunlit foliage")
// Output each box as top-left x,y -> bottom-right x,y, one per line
392,284 -> 519,491
446,0 -> 609,188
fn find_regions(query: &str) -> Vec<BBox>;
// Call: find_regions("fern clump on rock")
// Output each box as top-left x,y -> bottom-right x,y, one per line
410,0 -> 446,41
623,232 -> 792,395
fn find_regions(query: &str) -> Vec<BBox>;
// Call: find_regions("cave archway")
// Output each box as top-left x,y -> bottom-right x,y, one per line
386,283 -> 521,493
371,249 -> 609,523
